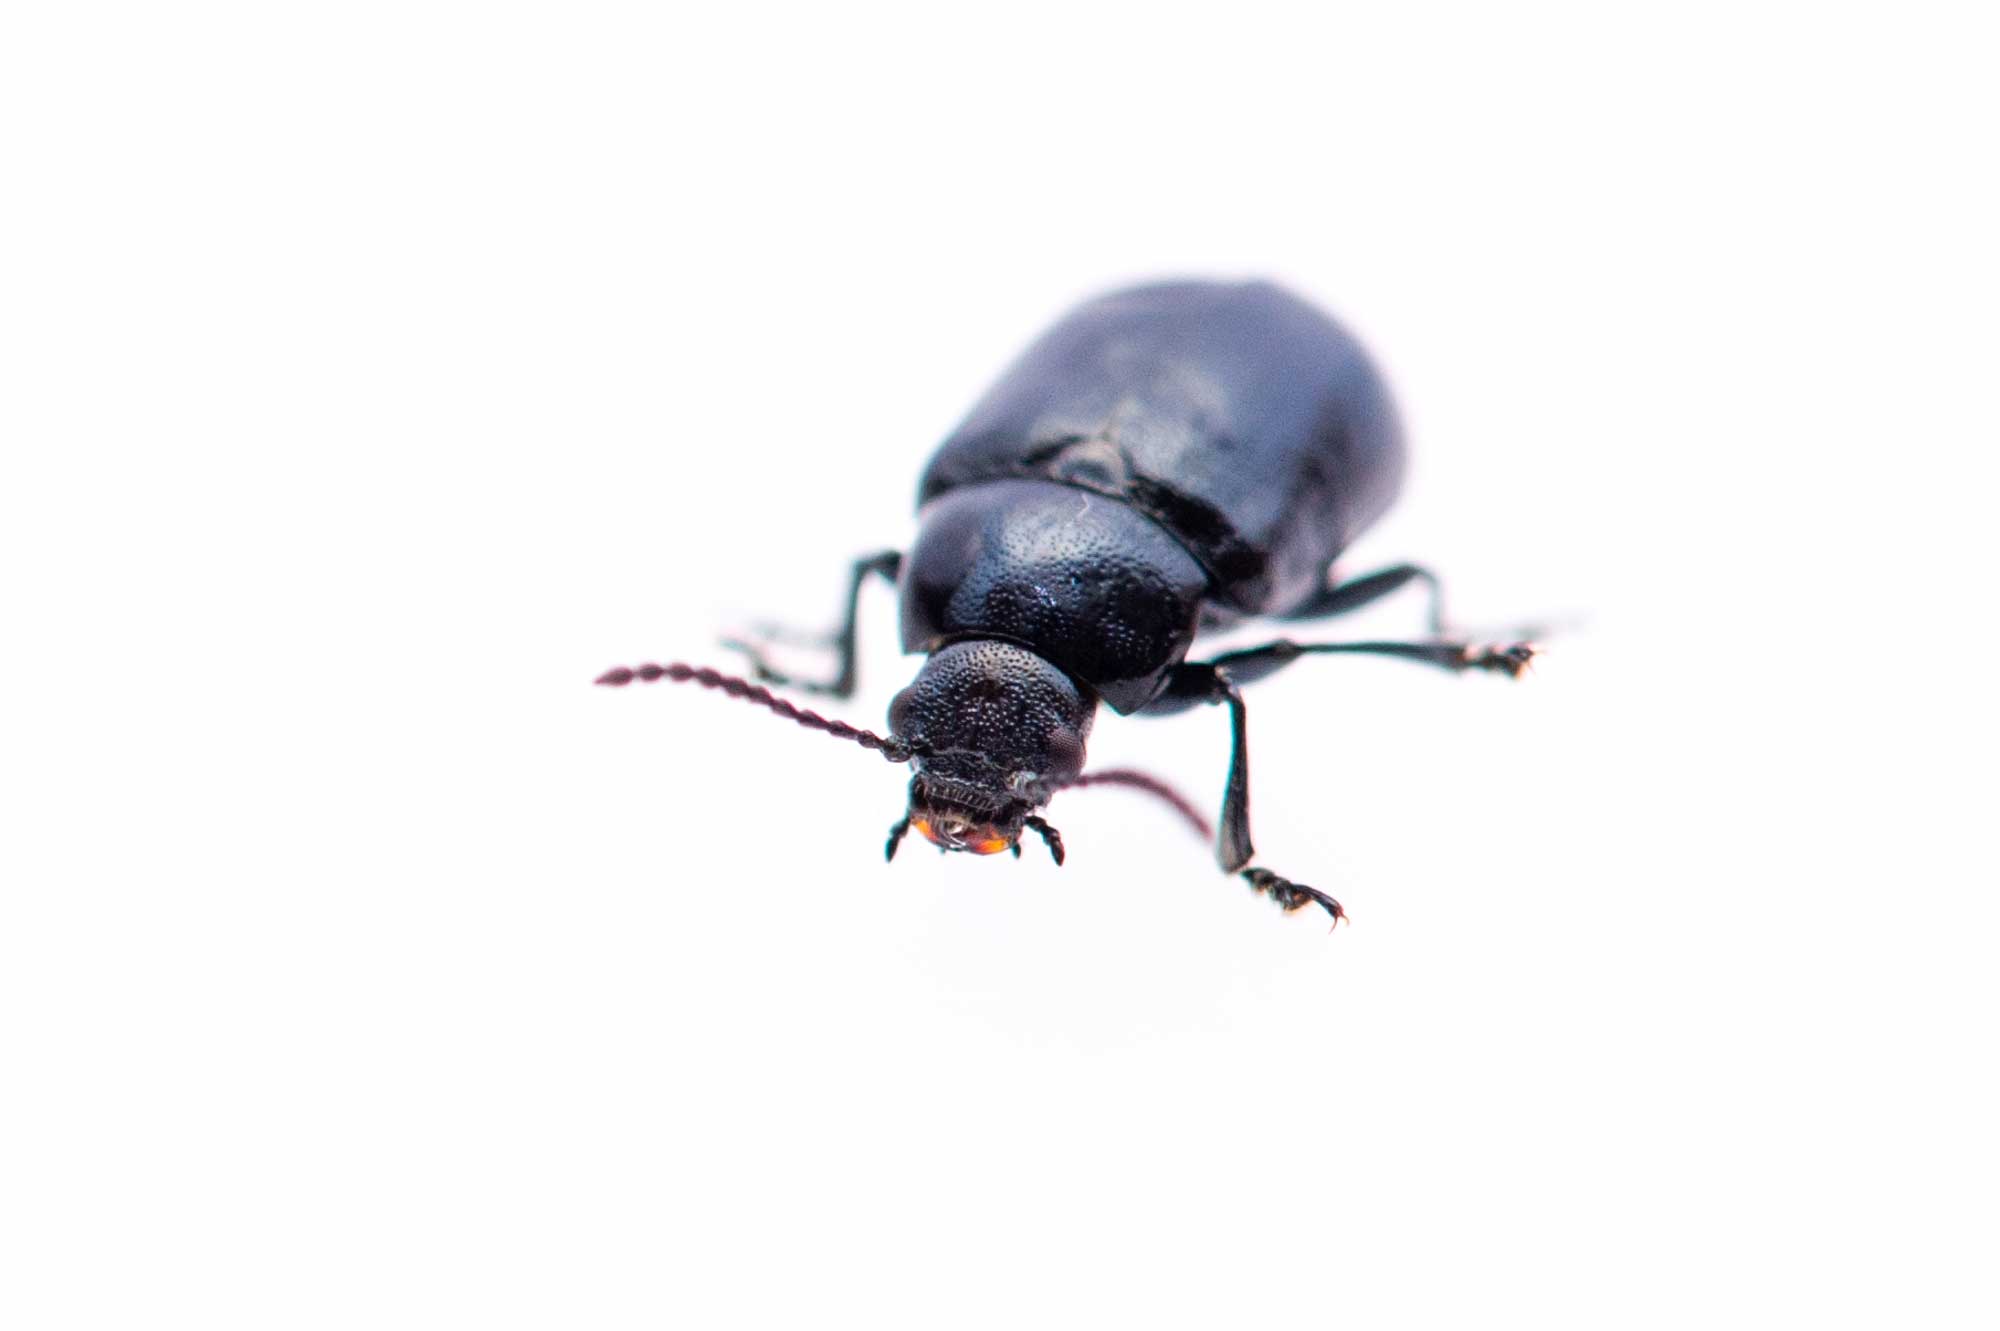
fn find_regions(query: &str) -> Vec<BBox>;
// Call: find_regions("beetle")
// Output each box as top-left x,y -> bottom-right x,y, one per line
598,280 -> 1535,922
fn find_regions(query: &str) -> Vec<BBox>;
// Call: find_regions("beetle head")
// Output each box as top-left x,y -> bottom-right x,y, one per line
886,640 -> 1094,862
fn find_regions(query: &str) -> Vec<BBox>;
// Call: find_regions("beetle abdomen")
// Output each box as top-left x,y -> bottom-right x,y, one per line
918,280 -> 1405,614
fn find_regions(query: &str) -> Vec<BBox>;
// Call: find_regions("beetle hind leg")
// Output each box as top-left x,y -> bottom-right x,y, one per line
720,550 -> 901,698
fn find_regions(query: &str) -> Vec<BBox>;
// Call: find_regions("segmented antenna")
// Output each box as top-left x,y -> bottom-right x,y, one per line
595,661 -> 915,762
1063,768 -> 1213,842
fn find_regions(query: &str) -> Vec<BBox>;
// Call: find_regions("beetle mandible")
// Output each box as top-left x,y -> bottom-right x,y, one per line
599,280 -> 1536,922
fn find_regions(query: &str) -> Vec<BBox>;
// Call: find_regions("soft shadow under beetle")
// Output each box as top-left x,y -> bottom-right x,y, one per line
600,280 -> 1536,923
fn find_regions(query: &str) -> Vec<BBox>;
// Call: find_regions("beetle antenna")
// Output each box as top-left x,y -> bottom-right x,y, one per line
595,661 -> 915,762
1063,768 -> 1213,842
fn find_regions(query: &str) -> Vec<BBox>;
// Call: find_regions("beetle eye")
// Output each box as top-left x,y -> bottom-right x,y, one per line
1043,726 -> 1086,780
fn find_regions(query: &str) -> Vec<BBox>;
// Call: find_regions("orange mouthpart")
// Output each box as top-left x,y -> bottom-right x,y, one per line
911,817 -> 1011,855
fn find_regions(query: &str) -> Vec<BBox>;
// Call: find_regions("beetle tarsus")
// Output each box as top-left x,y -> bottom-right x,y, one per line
1241,868 -> 1346,926
1463,641 -> 1538,678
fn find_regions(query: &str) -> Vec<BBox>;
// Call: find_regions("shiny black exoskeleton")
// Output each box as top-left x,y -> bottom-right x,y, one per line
600,280 -> 1535,922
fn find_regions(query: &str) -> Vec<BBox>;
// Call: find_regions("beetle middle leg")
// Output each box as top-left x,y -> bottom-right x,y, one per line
1278,562 -> 1446,632
722,550 -> 901,699
1203,636 -> 1537,688
1281,564 -> 1550,643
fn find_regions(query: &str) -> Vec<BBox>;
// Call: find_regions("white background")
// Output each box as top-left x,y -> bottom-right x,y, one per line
4,3 -> 1995,1327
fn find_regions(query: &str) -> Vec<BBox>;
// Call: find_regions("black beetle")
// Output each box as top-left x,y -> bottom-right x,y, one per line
599,280 -> 1535,922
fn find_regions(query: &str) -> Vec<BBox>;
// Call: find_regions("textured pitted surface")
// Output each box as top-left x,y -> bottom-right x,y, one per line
888,640 -> 1094,815
916,279 -> 1405,615
899,480 -> 1208,714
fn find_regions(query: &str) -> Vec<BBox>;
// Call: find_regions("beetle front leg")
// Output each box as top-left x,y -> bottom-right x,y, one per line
722,550 -> 901,699
1280,564 -> 1552,644
1148,628 -> 1536,922
1240,868 -> 1347,924
1149,663 -> 1345,925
